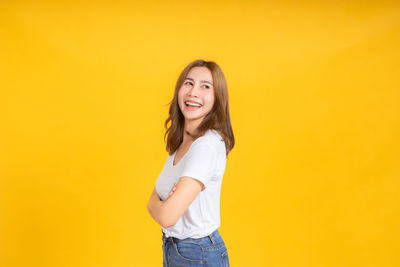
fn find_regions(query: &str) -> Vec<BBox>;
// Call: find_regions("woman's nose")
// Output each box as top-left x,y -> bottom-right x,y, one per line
188,83 -> 200,96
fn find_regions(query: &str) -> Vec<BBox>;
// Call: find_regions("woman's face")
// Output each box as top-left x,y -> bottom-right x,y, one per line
178,66 -> 215,126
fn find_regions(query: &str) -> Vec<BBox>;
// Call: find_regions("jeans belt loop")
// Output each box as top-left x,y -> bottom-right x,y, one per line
161,229 -> 170,238
208,232 -> 216,245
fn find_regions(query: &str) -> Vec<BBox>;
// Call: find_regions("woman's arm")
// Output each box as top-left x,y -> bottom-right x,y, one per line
147,187 -> 167,227
147,177 -> 203,228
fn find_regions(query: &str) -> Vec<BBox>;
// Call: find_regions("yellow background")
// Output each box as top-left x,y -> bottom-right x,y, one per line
1,1 -> 399,266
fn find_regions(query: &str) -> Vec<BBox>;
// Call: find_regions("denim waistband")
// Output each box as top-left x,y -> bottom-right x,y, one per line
161,228 -> 219,245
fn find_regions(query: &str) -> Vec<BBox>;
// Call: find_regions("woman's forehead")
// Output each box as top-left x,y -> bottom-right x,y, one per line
186,67 -> 213,84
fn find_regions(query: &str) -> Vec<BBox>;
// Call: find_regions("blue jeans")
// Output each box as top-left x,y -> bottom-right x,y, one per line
161,228 -> 230,267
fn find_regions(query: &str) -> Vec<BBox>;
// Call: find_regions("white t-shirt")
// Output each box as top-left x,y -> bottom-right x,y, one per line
155,129 -> 227,239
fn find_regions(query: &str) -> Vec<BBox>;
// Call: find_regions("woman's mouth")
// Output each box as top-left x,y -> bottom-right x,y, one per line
185,101 -> 202,111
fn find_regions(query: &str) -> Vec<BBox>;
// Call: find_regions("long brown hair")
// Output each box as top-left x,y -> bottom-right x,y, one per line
164,59 -> 235,156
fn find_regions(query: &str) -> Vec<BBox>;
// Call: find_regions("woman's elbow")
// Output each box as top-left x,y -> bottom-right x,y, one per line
159,210 -> 178,229
147,203 -> 171,228
159,213 -> 173,228
161,221 -> 177,229
160,221 -> 170,229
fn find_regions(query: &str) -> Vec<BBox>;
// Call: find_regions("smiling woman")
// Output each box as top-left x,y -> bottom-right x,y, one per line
146,59 -> 234,267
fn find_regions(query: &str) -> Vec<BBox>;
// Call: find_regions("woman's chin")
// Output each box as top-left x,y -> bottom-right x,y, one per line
184,115 -> 205,122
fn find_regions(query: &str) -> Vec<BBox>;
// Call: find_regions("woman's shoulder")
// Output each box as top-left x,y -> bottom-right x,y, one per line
194,129 -> 225,153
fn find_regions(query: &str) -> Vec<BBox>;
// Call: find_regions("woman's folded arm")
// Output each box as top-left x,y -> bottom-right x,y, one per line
147,177 -> 203,228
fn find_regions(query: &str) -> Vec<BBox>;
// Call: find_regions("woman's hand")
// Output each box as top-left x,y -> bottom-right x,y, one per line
168,183 -> 177,199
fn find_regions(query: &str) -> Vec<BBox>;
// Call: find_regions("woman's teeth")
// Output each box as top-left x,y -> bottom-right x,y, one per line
185,102 -> 201,107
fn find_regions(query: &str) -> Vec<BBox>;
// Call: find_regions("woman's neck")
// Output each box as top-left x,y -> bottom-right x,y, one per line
183,118 -> 203,142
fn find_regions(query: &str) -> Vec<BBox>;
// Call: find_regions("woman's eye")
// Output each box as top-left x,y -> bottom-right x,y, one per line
185,81 -> 193,86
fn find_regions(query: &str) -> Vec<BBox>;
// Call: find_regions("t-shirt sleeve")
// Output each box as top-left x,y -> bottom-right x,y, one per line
179,141 -> 218,191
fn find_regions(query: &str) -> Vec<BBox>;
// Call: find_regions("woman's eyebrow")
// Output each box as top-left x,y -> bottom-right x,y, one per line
185,77 -> 213,85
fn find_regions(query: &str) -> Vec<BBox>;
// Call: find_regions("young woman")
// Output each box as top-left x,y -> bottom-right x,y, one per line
147,59 -> 234,267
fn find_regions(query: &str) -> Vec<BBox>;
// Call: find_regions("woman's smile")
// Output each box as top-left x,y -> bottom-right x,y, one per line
185,101 -> 203,111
